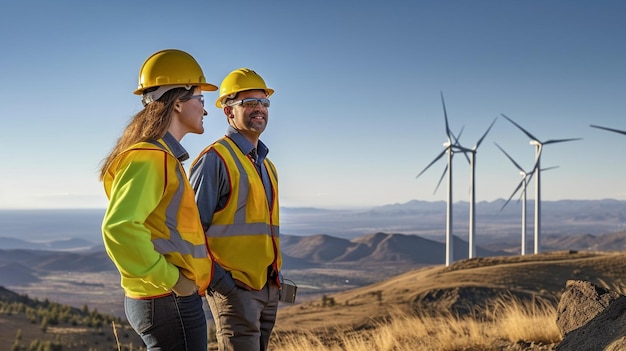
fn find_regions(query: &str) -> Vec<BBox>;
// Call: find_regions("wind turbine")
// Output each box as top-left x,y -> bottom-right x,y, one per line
416,92 -> 466,266
590,124 -> 626,136
500,114 -> 582,254
457,117 -> 497,259
495,142 -> 557,255
432,126 -> 466,195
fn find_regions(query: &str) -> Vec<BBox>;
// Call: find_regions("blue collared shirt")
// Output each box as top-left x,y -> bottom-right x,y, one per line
160,132 -> 190,163
189,126 -> 272,230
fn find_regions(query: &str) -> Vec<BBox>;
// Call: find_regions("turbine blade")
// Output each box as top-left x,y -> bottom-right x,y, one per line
448,126 -> 471,163
543,137 -> 583,145
590,124 -> 626,135
501,179 -> 524,211
526,169 -> 536,185
453,126 -> 465,143
521,177 -> 529,197
441,92 -> 452,140
453,144 -> 473,153
461,148 -> 471,164
513,177 -> 529,206
448,127 -> 463,147
451,128 -> 471,163
501,113 -> 539,141
474,117 -> 498,149
416,149 -> 447,178
494,142 -> 524,173
434,163 -> 448,195
541,165 -> 559,172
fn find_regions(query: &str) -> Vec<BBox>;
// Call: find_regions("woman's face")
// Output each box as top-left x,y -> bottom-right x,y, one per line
174,87 -> 207,138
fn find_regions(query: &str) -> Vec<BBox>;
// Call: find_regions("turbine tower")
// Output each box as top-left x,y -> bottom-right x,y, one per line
416,92 -> 465,266
495,142 -> 557,255
457,117 -> 497,259
590,124 -> 626,136
501,114 -> 581,254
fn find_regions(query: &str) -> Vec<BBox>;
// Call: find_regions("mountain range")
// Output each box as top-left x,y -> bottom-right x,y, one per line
2,198 -> 626,287
3,228 -> 626,287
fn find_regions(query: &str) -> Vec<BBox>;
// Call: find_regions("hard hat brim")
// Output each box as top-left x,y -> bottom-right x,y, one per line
134,82 -> 217,96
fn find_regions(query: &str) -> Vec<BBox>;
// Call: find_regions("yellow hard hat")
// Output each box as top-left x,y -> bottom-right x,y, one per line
215,68 -> 274,108
134,49 -> 217,96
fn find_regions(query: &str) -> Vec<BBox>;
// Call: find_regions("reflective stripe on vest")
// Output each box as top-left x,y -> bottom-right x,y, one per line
146,140 -> 207,258
206,138 -> 279,238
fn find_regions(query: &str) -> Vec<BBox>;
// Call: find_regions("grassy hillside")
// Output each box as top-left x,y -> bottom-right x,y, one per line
0,286 -> 144,351
272,250 -> 626,350
3,248 -> 626,350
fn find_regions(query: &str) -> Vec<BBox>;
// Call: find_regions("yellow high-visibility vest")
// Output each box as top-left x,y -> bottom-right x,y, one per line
195,137 -> 281,290
102,139 -> 213,298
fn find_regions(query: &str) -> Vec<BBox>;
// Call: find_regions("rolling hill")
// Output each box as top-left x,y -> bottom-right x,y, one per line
275,250 -> 626,336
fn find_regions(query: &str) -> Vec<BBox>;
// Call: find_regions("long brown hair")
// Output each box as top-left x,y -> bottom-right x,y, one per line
99,87 -> 195,180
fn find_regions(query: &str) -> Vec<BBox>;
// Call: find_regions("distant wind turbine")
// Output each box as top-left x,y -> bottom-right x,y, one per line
495,142 -> 557,255
457,117 -> 497,259
416,92 -> 466,266
501,114 -> 582,254
590,124 -> 626,136
432,126 -> 466,195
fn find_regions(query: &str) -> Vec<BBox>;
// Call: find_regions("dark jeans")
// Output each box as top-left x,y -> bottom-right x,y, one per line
125,293 -> 207,351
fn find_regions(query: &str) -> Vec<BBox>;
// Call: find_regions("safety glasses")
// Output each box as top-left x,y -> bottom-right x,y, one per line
188,94 -> 205,107
227,98 -> 270,108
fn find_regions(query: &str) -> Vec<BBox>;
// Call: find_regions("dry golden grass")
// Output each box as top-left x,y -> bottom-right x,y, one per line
273,250 -> 626,350
272,296 -> 560,350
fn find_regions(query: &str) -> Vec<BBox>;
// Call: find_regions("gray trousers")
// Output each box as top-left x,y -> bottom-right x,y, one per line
207,281 -> 280,351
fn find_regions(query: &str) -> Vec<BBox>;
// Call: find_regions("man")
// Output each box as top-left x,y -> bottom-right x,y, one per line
189,68 -> 282,351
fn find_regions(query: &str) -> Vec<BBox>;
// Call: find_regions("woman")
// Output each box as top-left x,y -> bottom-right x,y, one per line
99,49 -> 216,350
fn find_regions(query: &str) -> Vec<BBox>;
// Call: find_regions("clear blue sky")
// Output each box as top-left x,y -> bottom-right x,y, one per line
1,0 -> 625,210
